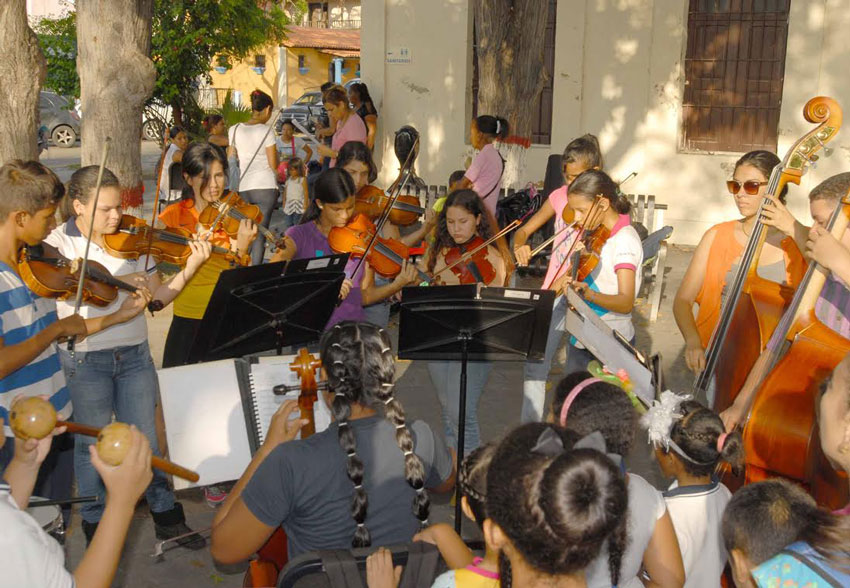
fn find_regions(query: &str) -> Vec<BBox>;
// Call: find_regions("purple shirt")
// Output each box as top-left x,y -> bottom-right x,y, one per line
465,143 -> 504,218
286,221 -> 365,328
815,273 -> 850,339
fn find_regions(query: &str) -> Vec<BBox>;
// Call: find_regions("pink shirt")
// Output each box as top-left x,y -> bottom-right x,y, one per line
330,113 -> 368,167
465,143 -> 504,218
542,185 -> 579,289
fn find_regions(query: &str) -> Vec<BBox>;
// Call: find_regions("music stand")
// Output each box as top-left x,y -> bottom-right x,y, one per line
398,284 -> 555,534
187,254 -> 349,363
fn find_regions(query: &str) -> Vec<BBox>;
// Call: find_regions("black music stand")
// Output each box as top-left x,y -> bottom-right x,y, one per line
398,284 -> 555,534
187,254 -> 349,363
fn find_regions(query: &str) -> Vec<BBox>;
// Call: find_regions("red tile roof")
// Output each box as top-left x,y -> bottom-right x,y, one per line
282,26 -> 360,51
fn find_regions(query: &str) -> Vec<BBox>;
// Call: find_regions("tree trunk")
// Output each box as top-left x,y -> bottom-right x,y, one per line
0,0 -> 47,163
474,0 -> 549,187
77,0 -> 156,214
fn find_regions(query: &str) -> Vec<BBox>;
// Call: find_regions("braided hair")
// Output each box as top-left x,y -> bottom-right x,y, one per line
487,423 -> 629,587
459,443 -> 496,530
668,400 -> 744,477
319,321 -> 430,548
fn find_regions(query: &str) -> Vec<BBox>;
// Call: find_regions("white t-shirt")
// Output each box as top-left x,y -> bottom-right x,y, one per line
664,480 -> 731,588
229,122 -> 277,191
44,219 -> 151,352
586,473 -> 667,588
0,483 -> 74,588
276,135 -> 310,162
158,143 -> 180,202
582,215 -> 643,341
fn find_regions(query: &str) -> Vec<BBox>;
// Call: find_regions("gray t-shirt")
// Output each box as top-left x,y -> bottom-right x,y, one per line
242,415 -> 453,558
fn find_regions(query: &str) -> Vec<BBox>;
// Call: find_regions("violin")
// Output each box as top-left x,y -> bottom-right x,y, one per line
197,192 -> 284,251
570,223 -> 611,282
443,236 -> 498,285
355,185 -> 425,226
102,215 -> 240,267
328,213 -> 431,281
17,243 -> 140,308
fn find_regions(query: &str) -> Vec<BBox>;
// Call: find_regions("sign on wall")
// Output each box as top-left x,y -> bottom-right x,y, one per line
386,47 -> 412,64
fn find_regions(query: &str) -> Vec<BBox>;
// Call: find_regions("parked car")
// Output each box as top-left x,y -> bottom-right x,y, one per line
274,91 -> 324,135
142,99 -> 172,142
39,91 -> 80,148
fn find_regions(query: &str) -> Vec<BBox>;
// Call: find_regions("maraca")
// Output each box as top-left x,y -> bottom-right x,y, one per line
9,397 -> 200,482
9,396 -> 58,440
96,422 -> 132,466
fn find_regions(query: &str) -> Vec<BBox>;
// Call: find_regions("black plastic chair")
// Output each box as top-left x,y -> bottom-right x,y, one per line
277,542 -> 446,588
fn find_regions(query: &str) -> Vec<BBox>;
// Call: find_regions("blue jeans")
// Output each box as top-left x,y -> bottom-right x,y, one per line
240,188 -> 280,265
522,295 -> 567,423
281,211 -> 301,232
427,360 -> 493,455
362,275 -> 392,328
60,341 -> 174,523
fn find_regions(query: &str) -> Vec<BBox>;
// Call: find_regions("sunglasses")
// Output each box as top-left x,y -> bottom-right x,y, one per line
727,180 -> 768,196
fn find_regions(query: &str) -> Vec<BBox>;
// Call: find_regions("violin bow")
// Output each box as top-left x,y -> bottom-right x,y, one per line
427,210 -> 532,284
527,172 -> 636,261
67,138 -> 112,353
346,136 -> 420,282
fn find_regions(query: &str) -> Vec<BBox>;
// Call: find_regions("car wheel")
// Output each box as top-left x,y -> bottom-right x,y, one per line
51,125 -> 76,148
142,120 -> 164,142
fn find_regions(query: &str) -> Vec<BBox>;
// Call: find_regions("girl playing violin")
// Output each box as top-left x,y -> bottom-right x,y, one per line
673,150 -> 806,402
336,141 -> 435,327
269,168 -> 362,327
45,165 -> 211,547
559,170 -> 643,374
160,142 -> 257,368
423,189 -> 513,455
513,133 -> 602,422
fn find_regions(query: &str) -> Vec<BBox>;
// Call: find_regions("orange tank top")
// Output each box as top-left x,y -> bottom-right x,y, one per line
694,220 -> 807,348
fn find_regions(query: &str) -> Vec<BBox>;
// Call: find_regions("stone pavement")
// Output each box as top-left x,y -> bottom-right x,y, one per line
41,145 -> 697,587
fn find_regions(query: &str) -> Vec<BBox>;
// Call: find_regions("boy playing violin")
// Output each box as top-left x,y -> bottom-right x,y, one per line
0,161 -> 87,506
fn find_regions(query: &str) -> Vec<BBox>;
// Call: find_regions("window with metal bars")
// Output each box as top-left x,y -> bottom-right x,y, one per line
681,0 -> 790,153
471,0 -> 557,145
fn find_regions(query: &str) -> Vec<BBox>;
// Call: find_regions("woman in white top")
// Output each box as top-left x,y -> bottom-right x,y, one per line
157,126 -> 188,204
228,89 -> 279,265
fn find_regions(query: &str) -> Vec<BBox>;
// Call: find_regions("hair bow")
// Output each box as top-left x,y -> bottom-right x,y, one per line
532,428 -> 624,472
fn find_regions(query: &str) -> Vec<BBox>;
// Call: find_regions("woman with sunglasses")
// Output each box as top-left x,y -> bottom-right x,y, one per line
673,150 -> 807,377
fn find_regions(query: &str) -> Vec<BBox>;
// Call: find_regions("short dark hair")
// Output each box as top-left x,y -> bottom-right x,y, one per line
810,172 -> 850,203
448,169 -> 466,187
250,89 -> 273,112
0,160 -> 65,222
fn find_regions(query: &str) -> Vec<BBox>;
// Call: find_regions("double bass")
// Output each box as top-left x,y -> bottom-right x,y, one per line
735,182 -> 850,509
244,349 -> 323,587
696,96 -> 842,410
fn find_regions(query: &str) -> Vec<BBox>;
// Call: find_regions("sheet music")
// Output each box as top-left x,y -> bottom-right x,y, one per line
290,118 -> 322,146
565,289 -> 654,406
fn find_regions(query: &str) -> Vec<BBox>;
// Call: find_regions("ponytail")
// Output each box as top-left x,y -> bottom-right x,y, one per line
475,115 -> 509,140
62,165 -> 121,222
568,170 -> 631,215
668,400 -> 745,476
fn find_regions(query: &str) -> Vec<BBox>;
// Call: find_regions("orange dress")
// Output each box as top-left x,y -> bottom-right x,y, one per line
694,220 -> 807,348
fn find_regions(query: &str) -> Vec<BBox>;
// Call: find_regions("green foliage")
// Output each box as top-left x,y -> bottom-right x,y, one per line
33,12 -> 79,98
151,0 -> 291,119
215,91 -> 253,127
34,1 -> 292,124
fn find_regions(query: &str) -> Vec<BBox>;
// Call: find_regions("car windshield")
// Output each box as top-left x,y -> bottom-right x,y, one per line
294,94 -> 316,105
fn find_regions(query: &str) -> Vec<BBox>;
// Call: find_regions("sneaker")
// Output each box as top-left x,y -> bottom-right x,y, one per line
151,503 -> 207,551
204,485 -> 228,508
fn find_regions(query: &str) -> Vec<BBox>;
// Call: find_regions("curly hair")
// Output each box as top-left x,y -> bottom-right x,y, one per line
425,189 -> 514,283
666,400 -> 744,477
552,371 -> 637,456
319,321 -> 429,548
487,423 -> 629,586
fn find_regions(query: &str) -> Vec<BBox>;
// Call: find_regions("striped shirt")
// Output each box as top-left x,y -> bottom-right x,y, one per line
815,273 -> 850,339
0,262 -> 70,437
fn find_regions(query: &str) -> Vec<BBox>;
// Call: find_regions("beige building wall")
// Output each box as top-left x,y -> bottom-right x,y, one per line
362,0 -> 850,245
210,44 -> 282,108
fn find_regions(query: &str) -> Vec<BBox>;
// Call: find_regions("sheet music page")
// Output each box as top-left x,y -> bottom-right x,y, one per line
158,359 -> 252,490
253,356 -> 332,443
565,290 -> 654,406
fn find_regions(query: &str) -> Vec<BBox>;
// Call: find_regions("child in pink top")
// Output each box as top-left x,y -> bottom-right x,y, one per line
511,134 -> 603,422
458,115 -> 508,219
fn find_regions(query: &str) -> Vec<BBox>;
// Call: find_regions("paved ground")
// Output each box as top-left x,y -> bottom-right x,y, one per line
41,144 -> 697,587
